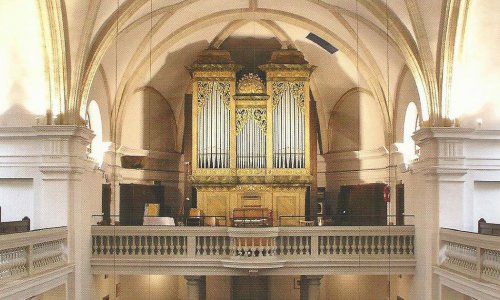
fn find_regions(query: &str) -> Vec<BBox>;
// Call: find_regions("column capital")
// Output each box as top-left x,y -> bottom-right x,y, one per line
184,275 -> 203,284
184,275 -> 204,300
301,275 -> 323,300
303,275 -> 323,285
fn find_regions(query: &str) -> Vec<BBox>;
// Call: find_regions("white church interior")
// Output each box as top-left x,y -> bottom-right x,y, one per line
0,0 -> 500,299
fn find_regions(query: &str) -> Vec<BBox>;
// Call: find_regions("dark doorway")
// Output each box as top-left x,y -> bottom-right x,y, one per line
102,184 -> 111,224
396,183 -> 405,225
337,183 -> 387,226
231,276 -> 269,300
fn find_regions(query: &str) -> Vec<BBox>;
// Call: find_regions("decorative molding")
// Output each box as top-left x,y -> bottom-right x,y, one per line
324,147 -> 389,161
237,73 -> 265,94
271,81 -> 306,109
197,81 -> 231,109
235,108 -> 267,136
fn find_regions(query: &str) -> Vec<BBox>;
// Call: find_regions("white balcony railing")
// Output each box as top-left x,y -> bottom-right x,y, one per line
92,226 -> 415,275
440,228 -> 500,285
0,227 -> 67,284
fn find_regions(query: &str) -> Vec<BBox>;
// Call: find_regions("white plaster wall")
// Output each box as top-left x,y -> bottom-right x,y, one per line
452,1 -> 500,129
34,284 -> 66,300
119,275 -> 179,300
0,178 -> 34,226
121,89 -> 177,152
93,275 -> 118,300
269,276 -> 300,300
0,0 -> 48,122
320,275 -> 403,300
359,95 -> 386,151
206,276 -> 231,300
441,285 -> 473,300
439,181 -> 466,230
473,181 -> 500,231
329,91 -> 385,153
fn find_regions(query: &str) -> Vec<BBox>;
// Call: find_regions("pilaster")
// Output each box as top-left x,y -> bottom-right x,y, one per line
0,126 -> 103,299
410,127 -> 469,300
300,275 -> 323,300
185,275 -> 205,300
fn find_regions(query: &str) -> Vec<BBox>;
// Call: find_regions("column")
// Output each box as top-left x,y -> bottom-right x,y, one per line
411,127 -> 469,300
35,126 -> 102,299
185,275 -> 204,300
300,275 -> 323,300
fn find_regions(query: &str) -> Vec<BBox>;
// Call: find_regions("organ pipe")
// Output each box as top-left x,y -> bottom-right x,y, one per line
236,109 -> 266,168
272,82 -> 305,169
197,81 -> 230,169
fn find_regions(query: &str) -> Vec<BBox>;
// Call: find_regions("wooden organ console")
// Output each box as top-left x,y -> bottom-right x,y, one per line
188,48 -> 315,226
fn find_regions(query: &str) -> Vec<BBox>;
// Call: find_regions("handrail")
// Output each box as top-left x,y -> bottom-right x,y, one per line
0,227 -> 68,283
440,228 -> 500,285
91,225 -> 415,265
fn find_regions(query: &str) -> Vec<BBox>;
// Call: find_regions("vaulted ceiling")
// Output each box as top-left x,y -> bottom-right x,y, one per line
64,0 -> 464,149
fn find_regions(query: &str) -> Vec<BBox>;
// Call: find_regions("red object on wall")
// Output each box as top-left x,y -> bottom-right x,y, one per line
384,185 -> 390,203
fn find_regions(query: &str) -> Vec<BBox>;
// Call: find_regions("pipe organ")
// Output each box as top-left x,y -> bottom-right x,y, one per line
188,49 -> 315,225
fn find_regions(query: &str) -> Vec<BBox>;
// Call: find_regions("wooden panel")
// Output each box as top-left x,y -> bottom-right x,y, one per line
478,219 -> 500,236
197,188 -> 305,226
205,194 -> 229,217
274,194 -> 299,226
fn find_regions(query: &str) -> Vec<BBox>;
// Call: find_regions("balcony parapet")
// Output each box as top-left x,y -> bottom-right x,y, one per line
0,227 -> 68,284
91,226 -> 415,275
439,228 -> 500,286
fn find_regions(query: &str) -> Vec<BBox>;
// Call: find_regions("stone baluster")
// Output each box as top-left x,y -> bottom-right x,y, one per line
278,237 -> 284,255
130,236 -> 137,255
482,249 -> 500,282
294,236 -> 299,255
195,237 -> 202,255
180,236 -> 186,255
213,237 -> 219,255
396,236 -> 402,255
159,236 -> 165,255
169,236 -> 175,255
318,237 -> 324,255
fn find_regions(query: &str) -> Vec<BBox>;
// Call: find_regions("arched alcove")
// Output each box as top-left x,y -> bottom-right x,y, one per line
328,90 -> 385,153
121,88 -> 177,153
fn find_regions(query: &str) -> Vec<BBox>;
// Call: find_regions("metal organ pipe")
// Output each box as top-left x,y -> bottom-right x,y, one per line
272,82 -> 305,169
197,82 -> 230,169
236,109 -> 266,169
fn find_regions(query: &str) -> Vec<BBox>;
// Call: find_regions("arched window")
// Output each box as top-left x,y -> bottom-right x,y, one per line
86,100 -> 104,167
403,102 -> 420,164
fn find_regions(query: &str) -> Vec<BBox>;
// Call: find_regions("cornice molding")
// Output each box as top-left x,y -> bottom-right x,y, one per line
413,127 -> 500,143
